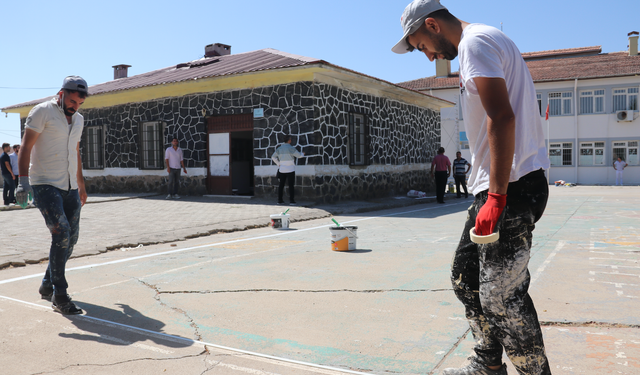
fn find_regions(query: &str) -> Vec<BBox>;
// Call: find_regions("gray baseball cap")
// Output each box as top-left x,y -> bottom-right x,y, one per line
392,0 -> 447,54
62,76 -> 88,94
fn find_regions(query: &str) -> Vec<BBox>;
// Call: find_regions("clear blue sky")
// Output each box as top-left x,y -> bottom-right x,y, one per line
1,0 -> 638,146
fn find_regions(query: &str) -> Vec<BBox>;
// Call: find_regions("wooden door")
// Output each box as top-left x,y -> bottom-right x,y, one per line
206,114 -> 253,194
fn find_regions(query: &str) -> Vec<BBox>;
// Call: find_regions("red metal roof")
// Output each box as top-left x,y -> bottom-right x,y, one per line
398,49 -> 640,91
2,49 -> 324,110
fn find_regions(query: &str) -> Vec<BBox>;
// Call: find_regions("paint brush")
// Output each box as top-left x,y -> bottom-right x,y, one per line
331,218 -> 340,227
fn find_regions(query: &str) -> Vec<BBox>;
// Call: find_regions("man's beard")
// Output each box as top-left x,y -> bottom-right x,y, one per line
432,33 -> 458,61
63,105 -> 76,117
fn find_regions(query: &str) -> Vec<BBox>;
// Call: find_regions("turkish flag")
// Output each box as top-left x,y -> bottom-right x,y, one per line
545,103 -> 550,121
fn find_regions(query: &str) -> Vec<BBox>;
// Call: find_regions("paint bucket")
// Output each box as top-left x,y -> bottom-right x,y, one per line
270,214 -> 290,229
330,226 -> 358,251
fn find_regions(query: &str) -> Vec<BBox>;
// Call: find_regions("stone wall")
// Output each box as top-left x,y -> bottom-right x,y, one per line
72,80 -> 439,200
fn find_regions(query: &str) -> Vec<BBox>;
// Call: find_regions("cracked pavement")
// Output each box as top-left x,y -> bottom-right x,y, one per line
0,187 -> 639,374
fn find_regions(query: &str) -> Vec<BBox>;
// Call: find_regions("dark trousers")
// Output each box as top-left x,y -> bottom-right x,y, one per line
168,168 -> 181,195
454,174 -> 468,198
434,171 -> 448,203
2,173 -> 15,205
33,185 -> 82,296
278,171 -> 295,203
450,169 -> 551,374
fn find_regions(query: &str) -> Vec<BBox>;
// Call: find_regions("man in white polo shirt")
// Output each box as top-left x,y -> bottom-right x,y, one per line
165,137 -> 187,199
16,76 -> 89,315
393,1 -> 551,374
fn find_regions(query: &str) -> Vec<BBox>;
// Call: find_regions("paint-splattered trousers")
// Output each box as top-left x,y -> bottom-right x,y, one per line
33,185 -> 82,296
450,169 -> 552,374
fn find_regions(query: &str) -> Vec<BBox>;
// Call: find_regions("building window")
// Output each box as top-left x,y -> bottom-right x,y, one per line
537,93 -> 542,116
549,142 -> 573,166
82,126 -> 104,169
139,121 -> 165,169
612,141 -> 639,165
579,90 -> 605,114
579,142 -> 605,166
613,88 -> 639,111
549,92 -> 573,116
348,113 -> 369,166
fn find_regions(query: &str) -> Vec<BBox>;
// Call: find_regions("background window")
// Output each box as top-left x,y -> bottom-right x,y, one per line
613,88 -> 639,111
83,126 -> 104,169
140,121 -> 165,169
537,93 -> 542,115
549,142 -> 573,166
348,113 -> 369,166
613,141 -> 639,165
579,142 -> 604,166
580,90 -> 605,114
549,92 -> 573,116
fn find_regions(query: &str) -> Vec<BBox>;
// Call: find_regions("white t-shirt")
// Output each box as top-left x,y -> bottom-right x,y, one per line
614,160 -> 627,171
25,98 -> 84,190
458,24 -> 550,195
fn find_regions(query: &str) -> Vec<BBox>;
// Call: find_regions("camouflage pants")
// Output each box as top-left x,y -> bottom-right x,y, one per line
450,169 -> 552,374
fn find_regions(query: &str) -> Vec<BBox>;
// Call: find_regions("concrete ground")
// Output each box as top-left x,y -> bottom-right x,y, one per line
0,186 -> 639,374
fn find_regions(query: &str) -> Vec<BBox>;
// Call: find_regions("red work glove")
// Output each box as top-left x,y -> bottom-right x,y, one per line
475,193 -> 507,236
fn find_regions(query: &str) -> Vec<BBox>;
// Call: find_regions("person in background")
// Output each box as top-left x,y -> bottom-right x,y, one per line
1,143 -> 15,206
453,151 -> 471,198
272,135 -> 304,205
430,146 -> 450,204
613,156 -> 627,186
10,144 -> 19,194
165,137 -> 187,199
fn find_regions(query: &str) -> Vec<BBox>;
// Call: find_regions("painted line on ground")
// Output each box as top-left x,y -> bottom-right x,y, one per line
0,200 -> 469,287
531,240 -> 565,285
0,294 -> 371,375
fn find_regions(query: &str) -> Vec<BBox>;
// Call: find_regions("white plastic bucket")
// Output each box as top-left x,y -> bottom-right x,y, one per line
330,226 -> 358,251
270,214 -> 290,229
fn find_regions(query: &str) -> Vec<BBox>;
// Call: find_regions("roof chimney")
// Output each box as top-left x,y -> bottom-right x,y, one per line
112,64 -> 131,80
205,43 -> 231,58
629,31 -> 639,56
435,59 -> 451,78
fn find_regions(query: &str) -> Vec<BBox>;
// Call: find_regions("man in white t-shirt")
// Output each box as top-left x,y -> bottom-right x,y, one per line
613,157 -> 627,186
393,1 -> 551,374
165,138 -> 187,199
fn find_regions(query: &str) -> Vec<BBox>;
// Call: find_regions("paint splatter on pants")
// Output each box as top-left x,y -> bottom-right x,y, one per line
450,169 -> 552,374
33,185 -> 82,296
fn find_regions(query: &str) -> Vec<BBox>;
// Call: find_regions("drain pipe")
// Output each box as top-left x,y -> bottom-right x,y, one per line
574,78 -> 579,183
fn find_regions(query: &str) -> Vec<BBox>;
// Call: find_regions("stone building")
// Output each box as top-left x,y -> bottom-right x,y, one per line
2,44 -> 452,202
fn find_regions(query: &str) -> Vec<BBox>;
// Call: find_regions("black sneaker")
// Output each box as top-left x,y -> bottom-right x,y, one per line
52,294 -> 83,315
290,201 -> 297,205
443,360 -> 507,375
39,285 -> 53,301
277,201 -> 285,204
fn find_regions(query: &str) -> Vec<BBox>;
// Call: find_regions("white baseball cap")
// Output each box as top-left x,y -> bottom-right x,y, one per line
392,0 -> 447,54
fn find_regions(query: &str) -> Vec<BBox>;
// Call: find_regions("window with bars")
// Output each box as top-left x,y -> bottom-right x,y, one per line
549,142 -> 573,166
549,92 -> 573,116
579,142 -> 605,166
537,93 -> 542,116
139,121 -> 165,169
579,90 -> 605,114
613,88 -> 639,111
82,126 -> 104,169
348,113 -> 369,166
612,141 -> 639,165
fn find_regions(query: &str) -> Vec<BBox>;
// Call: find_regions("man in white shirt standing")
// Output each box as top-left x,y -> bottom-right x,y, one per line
271,135 -> 304,205
613,157 -> 627,186
393,1 -> 552,374
16,76 -> 89,315
165,137 -> 187,199
10,144 -> 19,192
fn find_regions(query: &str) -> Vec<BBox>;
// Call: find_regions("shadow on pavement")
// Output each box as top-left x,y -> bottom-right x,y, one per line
59,302 -> 192,349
